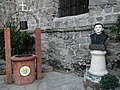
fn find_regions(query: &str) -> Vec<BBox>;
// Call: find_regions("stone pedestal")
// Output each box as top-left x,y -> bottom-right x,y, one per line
83,70 -> 102,90
84,50 -> 108,90
89,50 -> 108,76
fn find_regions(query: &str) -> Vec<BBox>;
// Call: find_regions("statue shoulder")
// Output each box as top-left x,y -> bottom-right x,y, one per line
90,33 -> 96,38
102,33 -> 108,38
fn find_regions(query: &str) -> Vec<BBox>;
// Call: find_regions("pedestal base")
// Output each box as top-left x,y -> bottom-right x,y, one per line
83,70 -> 102,90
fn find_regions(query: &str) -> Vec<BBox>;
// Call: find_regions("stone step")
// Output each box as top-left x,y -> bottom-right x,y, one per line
42,64 -> 53,73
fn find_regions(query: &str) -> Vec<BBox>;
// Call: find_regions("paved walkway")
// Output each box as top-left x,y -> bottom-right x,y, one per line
0,71 -> 85,90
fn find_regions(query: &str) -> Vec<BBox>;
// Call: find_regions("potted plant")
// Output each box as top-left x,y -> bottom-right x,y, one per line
100,74 -> 119,90
2,20 -> 36,85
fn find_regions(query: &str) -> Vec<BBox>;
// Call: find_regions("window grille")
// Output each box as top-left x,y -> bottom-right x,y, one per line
59,0 -> 89,17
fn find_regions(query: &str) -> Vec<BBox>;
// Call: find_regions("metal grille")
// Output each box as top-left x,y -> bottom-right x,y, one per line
59,0 -> 89,17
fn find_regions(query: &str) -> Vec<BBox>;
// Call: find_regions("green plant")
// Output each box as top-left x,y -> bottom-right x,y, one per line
111,15 -> 120,40
0,21 -> 35,59
100,74 -> 119,90
0,28 -> 4,59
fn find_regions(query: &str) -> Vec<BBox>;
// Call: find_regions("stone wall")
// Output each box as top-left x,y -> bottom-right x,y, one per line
41,30 -> 91,76
1,0 -> 120,76
0,0 -> 16,27
41,31 -> 120,77
1,0 -> 120,29
40,0 -> 120,76
89,0 -> 120,24
15,0 -> 58,30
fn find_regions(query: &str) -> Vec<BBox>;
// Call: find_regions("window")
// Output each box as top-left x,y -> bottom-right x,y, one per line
58,0 -> 89,17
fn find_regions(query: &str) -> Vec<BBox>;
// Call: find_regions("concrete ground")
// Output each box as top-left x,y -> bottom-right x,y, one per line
0,71 -> 85,90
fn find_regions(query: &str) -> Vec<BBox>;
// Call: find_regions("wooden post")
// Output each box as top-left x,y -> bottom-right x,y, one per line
4,28 -> 12,83
35,28 -> 42,79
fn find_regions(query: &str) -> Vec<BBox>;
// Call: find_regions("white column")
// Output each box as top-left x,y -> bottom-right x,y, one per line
89,50 -> 108,76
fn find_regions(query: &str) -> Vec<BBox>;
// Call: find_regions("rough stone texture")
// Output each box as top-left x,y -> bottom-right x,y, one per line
83,69 -> 120,90
0,0 -> 16,27
104,5 -> 113,13
89,0 -> 103,5
113,5 -> 120,12
0,72 -> 86,90
105,15 -> 112,20
84,79 -> 101,90
1,0 -> 120,76
96,16 -> 103,21
41,31 -> 91,76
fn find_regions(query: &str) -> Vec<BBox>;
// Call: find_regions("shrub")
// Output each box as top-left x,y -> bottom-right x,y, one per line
100,74 -> 119,90
111,15 -> 120,40
0,22 -> 35,59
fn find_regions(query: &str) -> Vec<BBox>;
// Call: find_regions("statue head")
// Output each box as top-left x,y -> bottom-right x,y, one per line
94,23 -> 104,35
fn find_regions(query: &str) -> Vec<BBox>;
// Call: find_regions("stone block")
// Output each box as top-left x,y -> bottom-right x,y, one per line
56,32 -> 62,38
60,49 -> 68,56
104,5 -> 112,13
112,14 -> 120,19
96,16 -> 103,21
113,5 -> 120,12
116,0 -> 120,3
74,20 -> 80,27
45,0 -> 54,3
108,0 -> 117,4
95,6 -> 103,15
75,37 -> 87,44
89,0 -> 102,5
75,49 -> 86,57
68,49 -> 75,56
88,17 -> 96,24
46,2 -> 54,7
105,15 -> 112,20
48,41 -> 56,49
75,32 -> 80,39
116,53 -> 120,60
116,68 -> 120,77
54,21 -> 61,28
83,72 -> 102,90
68,44 -> 79,50
80,44 -> 89,50
89,10 -> 96,16
81,31 -> 91,37
84,80 -> 101,90
57,42 -> 66,49
64,38 -> 73,44
116,43 -> 120,51
67,20 -> 75,28
42,64 -> 53,72
53,0 -> 59,3
87,37 -> 91,43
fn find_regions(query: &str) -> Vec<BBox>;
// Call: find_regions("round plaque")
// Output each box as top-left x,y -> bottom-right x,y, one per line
20,66 -> 30,76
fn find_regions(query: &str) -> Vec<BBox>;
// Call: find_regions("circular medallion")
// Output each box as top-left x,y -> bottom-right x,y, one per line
20,66 -> 30,76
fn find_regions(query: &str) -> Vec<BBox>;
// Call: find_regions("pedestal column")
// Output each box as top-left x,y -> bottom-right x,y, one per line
89,50 -> 108,76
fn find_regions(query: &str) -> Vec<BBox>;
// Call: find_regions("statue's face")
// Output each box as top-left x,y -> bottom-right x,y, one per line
94,24 -> 103,35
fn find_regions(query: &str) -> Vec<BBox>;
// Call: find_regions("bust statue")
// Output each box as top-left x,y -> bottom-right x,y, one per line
89,23 -> 108,51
